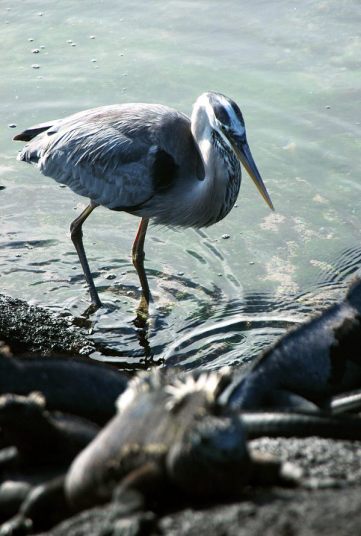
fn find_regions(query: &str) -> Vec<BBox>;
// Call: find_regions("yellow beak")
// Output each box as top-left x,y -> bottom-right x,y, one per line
230,135 -> 274,211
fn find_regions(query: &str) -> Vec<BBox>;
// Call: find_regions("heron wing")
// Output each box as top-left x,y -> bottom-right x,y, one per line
17,104 -> 185,210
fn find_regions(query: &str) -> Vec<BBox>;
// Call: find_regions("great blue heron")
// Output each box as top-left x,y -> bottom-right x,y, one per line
14,92 -> 273,310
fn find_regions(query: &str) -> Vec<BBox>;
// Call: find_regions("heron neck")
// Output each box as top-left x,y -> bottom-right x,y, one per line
188,129 -> 241,227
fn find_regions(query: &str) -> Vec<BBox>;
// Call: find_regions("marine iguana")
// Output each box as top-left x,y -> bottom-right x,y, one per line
224,278 -> 361,410
2,281 -> 361,533
64,369 -> 287,511
0,392 -> 99,529
0,369 -> 301,534
2,368 -> 361,534
0,351 -> 127,425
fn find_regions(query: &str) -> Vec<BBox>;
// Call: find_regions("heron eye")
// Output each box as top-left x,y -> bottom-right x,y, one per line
232,104 -> 244,124
213,104 -> 230,126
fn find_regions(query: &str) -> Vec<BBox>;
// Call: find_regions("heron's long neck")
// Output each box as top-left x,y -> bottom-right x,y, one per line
191,121 -> 241,227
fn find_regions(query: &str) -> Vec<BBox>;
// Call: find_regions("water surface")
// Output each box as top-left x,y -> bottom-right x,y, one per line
1,0 -> 360,368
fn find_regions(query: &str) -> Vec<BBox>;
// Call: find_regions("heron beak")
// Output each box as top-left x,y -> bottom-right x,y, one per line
230,135 -> 274,211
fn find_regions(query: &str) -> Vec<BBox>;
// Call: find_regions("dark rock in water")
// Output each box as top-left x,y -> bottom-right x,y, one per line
0,292 -> 138,362
0,293 -> 94,357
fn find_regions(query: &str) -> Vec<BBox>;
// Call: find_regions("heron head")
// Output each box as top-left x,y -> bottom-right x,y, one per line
193,92 -> 274,211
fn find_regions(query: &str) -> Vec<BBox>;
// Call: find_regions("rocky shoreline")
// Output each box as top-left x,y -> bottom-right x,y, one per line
0,293 -> 95,358
35,436 -> 361,536
1,291 -> 361,535
38,436 -> 361,536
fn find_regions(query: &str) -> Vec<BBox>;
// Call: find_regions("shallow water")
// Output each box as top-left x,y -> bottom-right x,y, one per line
1,0 -> 360,369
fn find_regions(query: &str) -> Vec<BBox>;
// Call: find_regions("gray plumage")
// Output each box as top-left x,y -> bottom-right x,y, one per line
14,92 -> 273,308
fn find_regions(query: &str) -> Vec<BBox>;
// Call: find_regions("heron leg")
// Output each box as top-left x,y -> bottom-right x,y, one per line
70,203 -> 102,309
132,217 -> 151,307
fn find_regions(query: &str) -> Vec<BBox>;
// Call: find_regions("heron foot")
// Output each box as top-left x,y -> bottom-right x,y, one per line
133,294 -> 161,338
135,294 -> 152,324
81,295 -> 103,317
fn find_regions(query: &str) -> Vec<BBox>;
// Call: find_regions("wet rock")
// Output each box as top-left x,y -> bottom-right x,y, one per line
0,293 -> 94,357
